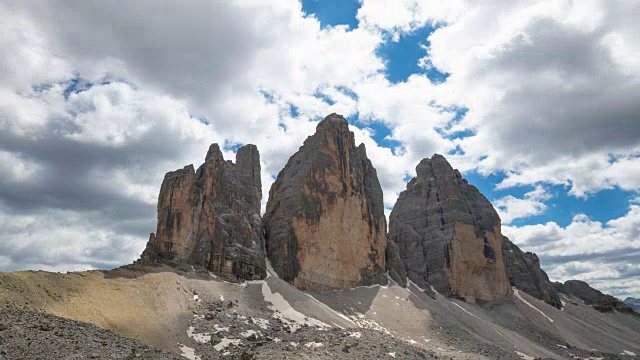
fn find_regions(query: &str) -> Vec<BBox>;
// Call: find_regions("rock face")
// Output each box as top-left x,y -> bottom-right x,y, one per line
554,280 -> 634,313
138,144 -> 265,281
502,237 -> 561,308
263,113 -> 387,290
388,154 -> 511,302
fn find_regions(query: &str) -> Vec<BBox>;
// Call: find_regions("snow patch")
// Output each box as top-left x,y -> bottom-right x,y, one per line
347,311 -> 391,335
187,326 -> 211,343
213,324 -> 229,333
240,329 -> 258,338
219,295 -> 224,301
252,317 -> 270,330
557,344 -> 568,349
304,342 -> 323,348
513,288 -> 554,323
622,350 -> 636,356
265,258 -> 278,279
451,301 -> 481,320
178,343 -> 201,360
349,331 -> 362,339
260,281 -> 329,332
388,352 -> 396,358
213,338 -> 241,352
515,351 -> 535,360
192,294 -> 200,302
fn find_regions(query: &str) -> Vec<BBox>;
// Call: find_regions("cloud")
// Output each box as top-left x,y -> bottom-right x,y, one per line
494,185 -> 550,224
0,0 -> 637,300
503,201 -> 640,297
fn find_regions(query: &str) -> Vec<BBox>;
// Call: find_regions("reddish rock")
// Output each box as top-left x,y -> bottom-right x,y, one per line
263,114 -> 387,290
138,144 -> 265,281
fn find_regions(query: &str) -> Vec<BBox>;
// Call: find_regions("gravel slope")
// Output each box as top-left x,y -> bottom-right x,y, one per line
1,265 -> 639,359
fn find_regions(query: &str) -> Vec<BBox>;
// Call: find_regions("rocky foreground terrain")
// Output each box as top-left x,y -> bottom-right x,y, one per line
1,264 -> 639,359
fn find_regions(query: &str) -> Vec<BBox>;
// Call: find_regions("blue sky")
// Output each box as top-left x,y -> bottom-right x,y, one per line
0,0 -> 638,297
300,0 -> 633,228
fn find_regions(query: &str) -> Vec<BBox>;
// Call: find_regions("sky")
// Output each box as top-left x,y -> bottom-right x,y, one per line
0,0 -> 638,299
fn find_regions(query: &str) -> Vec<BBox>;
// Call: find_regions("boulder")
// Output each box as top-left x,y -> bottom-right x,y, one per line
387,154 -> 511,302
263,113 -> 387,290
502,236 -> 561,308
138,144 -> 265,281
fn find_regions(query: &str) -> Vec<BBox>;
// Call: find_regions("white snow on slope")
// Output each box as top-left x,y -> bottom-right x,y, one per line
451,301 -> 482,320
259,280 -> 329,332
515,351 -> 535,360
213,338 -> 242,352
252,317 -> 270,330
304,341 -> 323,348
622,350 -> 636,356
178,343 -> 201,360
187,326 -> 211,343
513,288 -> 554,323
240,329 -> 258,338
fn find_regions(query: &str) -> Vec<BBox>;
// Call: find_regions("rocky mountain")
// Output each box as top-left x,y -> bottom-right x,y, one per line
554,280 -> 634,313
624,297 -> 640,312
138,143 -> 266,281
387,154 -> 511,302
502,236 -> 561,308
263,113 -> 387,290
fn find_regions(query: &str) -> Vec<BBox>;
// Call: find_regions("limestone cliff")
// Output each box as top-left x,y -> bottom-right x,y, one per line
502,236 -> 561,308
388,154 -> 511,302
263,113 -> 387,290
138,144 -> 265,281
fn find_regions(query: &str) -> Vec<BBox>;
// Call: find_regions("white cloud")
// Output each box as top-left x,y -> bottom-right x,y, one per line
504,202 -> 640,297
0,0 -> 638,300
494,185 -> 550,224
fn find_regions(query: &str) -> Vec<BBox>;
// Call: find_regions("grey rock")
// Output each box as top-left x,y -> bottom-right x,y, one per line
388,154 -> 511,301
0,309 -> 181,359
138,143 -> 266,281
263,113 -> 387,290
502,236 -> 561,308
554,280 -> 634,313
385,239 -> 407,288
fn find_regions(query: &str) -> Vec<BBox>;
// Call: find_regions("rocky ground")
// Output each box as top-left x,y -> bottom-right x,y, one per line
0,309 -> 181,360
1,266 -> 639,359
178,289 -> 441,359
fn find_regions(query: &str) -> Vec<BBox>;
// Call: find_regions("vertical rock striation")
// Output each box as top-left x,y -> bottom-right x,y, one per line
502,236 -> 561,308
138,144 -> 265,281
263,113 -> 387,290
388,154 -> 511,302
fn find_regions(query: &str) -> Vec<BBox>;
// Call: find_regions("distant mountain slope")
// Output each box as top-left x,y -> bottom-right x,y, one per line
624,297 -> 640,312
554,280 -> 634,313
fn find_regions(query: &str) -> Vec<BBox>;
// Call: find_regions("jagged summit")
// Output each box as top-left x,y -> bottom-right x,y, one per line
263,113 -> 387,290
387,153 -> 511,302
137,143 -> 265,281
